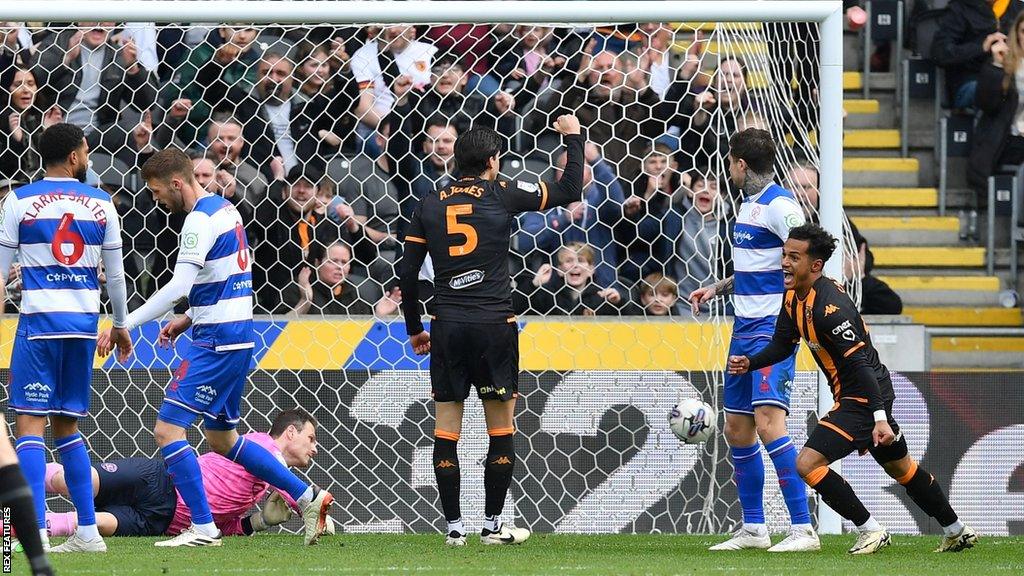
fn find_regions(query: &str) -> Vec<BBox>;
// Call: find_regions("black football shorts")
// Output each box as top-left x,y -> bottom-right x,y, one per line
429,320 -> 519,402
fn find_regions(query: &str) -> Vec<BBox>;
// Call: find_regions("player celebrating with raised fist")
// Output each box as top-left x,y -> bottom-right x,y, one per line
689,128 -> 817,552
728,223 -> 977,555
399,115 -> 585,547
98,149 -> 332,548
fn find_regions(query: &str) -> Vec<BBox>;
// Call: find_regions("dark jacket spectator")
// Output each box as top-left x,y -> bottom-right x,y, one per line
282,241 -> 382,316
860,274 -> 904,315
251,165 -> 373,313
933,0 -> 1023,108
968,21 -> 1024,189
34,26 -> 156,142
665,172 -> 733,314
0,65 -> 58,182
515,243 -> 624,315
169,27 -> 260,145
289,40 -> 363,166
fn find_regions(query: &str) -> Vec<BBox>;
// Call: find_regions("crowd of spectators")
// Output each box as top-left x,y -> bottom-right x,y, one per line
0,21 -> 894,319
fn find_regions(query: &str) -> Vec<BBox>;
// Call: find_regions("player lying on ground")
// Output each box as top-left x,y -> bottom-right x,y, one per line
97,149 -> 332,548
41,409 -> 331,539
0,123 -> 133,555
399,114 -> 584,546
728,223 -> 977,555
689,129 -> 816,552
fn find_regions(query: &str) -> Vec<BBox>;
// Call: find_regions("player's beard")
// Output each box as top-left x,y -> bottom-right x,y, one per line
75,164 -> 88,183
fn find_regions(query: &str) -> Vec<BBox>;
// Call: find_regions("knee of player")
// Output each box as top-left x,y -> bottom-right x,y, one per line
881,455 -> 915,482
753,407 -> 787,441
722,417 -> 755,446
152,420 -> 187,447
795,449 -> 824,479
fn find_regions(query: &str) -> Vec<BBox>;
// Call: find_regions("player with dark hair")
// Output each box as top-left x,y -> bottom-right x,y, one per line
98,148 -> 332,547
728,223 -> 978,555
399,115 -> 585,546
41,409 -> 326,539
690,128 -> 816,552
1,122 -> 132,554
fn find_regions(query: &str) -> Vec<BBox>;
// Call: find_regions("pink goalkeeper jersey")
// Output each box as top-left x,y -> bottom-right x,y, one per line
166,432 -> 298,536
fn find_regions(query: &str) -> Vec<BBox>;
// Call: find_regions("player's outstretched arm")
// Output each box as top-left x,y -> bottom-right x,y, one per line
122,260 -> 201,332
98,243 -> 133,362
746,305 -> 801,372
543,115 -> 585,208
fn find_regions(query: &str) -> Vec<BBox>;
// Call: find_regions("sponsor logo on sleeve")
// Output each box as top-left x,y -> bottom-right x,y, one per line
516,181 -> 540,196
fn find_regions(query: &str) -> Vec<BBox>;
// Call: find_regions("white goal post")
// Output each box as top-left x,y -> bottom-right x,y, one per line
2,0 -> 847,535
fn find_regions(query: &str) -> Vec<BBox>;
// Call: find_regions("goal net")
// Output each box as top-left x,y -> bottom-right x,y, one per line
0,13 -> 854,535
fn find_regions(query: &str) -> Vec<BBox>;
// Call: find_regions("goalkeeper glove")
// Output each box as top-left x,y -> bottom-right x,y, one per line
250,492 -> 294,533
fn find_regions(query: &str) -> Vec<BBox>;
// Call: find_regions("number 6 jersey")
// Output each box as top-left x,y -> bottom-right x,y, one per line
176,194 -> 254,351
0,177 -> 121,338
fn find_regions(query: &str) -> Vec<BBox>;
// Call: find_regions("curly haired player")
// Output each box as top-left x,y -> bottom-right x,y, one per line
728,223 -> 977,555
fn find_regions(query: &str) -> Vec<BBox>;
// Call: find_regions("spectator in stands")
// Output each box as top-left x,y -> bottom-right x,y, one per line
668,171 -> 733,315
517,242 -> 624,316
616,142 -> 684,284
190,151 -> 252,222
665,56 -> 752,173
251,164 -> 372,313
0,64 -> 62,181
349,25 -> 436,150
285,240 -> 390,316
786,161 -> 874,273
516,142 -> 625,289
969,15 -> 1024,189
623,272 -> 680,317
0,22 -> 34,72
327,120 -> 403,245
846,234 -> 903,315
639,23 -> 675,100
424,24 -> 499,95
228,51 -> 302,179
34,22 -> 157,150
493,26 -> 568,98
290,40 -> 363,166
933,0 -> 1022,109
205,116 -> 269,209
529,48 -> 664,182
408,116 -> 459,209
171,26 -> 259,145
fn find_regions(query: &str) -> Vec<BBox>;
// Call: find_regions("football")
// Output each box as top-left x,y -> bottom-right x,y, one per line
668,399 -> 716,444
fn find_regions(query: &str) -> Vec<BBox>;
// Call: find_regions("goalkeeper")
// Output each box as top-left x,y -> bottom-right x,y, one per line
40,409 -> 329,538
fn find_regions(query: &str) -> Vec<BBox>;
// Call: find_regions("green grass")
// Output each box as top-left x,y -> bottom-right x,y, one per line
15,534 -> 1024,575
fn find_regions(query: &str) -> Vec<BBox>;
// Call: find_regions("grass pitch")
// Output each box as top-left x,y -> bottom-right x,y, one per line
16,533 -> 1024,575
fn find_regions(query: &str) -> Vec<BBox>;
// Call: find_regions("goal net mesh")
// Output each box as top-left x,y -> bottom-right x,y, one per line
0,19 -> 855,534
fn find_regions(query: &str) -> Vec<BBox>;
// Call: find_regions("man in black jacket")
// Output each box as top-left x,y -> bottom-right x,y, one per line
933,0 -> 1022,108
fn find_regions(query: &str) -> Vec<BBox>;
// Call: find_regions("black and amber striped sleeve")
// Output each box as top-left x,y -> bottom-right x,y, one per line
500,134 -> 585,214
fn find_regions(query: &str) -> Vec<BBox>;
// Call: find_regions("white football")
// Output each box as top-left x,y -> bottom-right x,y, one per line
668,399 -> 716,444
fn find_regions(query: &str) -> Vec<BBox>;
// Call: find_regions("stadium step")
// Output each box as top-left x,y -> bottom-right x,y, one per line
853,216 -> 960,246
844,99 -> 891,129
843,158 -> 920,187
903,306 -> 1022,327
844,129 -> 900,150
931,336 -> 1024,368
872,247 -> 986,268
876,275 -> 1003,307
843,187 -> 936,208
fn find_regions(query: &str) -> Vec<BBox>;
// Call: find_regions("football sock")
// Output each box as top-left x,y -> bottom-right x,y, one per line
484,515 -> 500,533
943,520 -> 966,538
433,433 -> 461,523
226,435 -> 310,503
730,443 -> 765,526
162,440 -> 215,528
15,436 -> 47,529
803,465 -> 871,526
896,461 -> 959,528
484,432 -> 515,519
446,518 -> 465,536
45,511 -> 77,537
56,433 -> 99,539
0,464 -> 53,575
766,436 -> 812,526
857,516 -> 882,533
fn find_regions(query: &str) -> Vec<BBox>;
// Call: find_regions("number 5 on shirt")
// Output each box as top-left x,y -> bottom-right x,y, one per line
446,204 -> 477,257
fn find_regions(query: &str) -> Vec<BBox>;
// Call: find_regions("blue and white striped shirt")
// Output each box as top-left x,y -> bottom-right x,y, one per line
180,195 -> 254,351
0,178 -> 121,339
731,183 -> 805,338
